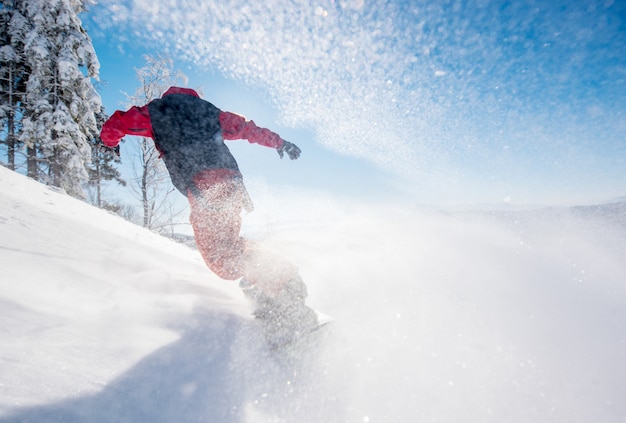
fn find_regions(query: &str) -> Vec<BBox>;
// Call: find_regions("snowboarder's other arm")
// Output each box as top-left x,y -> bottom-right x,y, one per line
219,111 -> 301,159
100,106 -> 153,147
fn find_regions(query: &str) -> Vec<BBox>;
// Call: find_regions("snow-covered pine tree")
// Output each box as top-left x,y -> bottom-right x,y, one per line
0,0 -> 30,171
86,107 -> 125,209
17,0 -> 102,199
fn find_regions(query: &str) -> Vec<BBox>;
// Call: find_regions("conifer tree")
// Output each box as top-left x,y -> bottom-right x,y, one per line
15,0 -> 102,198
86,108 -> 125,209
0,0 -> 29,171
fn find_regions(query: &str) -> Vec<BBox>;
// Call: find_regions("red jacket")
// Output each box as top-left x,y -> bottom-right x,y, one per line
100,87 -> 285,194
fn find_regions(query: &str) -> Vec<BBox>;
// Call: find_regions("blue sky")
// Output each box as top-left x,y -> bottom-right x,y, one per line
84,0 -> 626,207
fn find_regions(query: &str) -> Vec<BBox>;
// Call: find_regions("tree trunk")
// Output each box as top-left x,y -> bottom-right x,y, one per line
6,65 -> 16,170
142,139 -> 150,227
94,152 -> 102,207
27,144 -> 37,179
7,112 -> 15,171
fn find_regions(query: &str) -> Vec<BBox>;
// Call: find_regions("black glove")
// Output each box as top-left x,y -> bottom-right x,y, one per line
277,140 -> 301,160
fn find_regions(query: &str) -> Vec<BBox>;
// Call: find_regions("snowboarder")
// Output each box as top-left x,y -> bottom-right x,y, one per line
100,86 -> 320,347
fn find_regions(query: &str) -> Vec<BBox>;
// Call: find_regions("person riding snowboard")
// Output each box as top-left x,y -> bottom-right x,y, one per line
100,86 -> 319,347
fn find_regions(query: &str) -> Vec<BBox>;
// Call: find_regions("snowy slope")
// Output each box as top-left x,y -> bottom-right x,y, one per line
1,165 -> 626,422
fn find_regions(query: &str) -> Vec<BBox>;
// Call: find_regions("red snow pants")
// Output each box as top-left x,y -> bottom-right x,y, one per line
188,169 -> 298,295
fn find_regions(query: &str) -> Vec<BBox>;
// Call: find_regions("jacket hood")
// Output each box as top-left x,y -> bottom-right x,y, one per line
162,86 -> 200,98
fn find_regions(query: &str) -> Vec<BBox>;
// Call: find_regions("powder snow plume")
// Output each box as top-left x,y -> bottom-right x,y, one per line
87,0 -> 626,204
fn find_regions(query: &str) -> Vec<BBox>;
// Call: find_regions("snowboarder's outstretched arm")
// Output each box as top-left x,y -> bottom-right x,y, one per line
219,111 -> 301,159
100,106 -> 153,147
100,105 -> 301,159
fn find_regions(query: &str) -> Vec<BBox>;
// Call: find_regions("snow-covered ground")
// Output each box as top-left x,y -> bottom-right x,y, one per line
1,164 -> 625,422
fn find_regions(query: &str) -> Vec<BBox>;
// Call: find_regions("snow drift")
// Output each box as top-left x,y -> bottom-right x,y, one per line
1,164 -> 625,422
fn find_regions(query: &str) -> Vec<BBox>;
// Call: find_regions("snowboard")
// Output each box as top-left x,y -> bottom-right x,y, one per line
271,311 -> 334,359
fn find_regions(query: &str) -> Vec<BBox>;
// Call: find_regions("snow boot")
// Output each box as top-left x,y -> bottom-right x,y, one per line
240,276 -> 320,349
